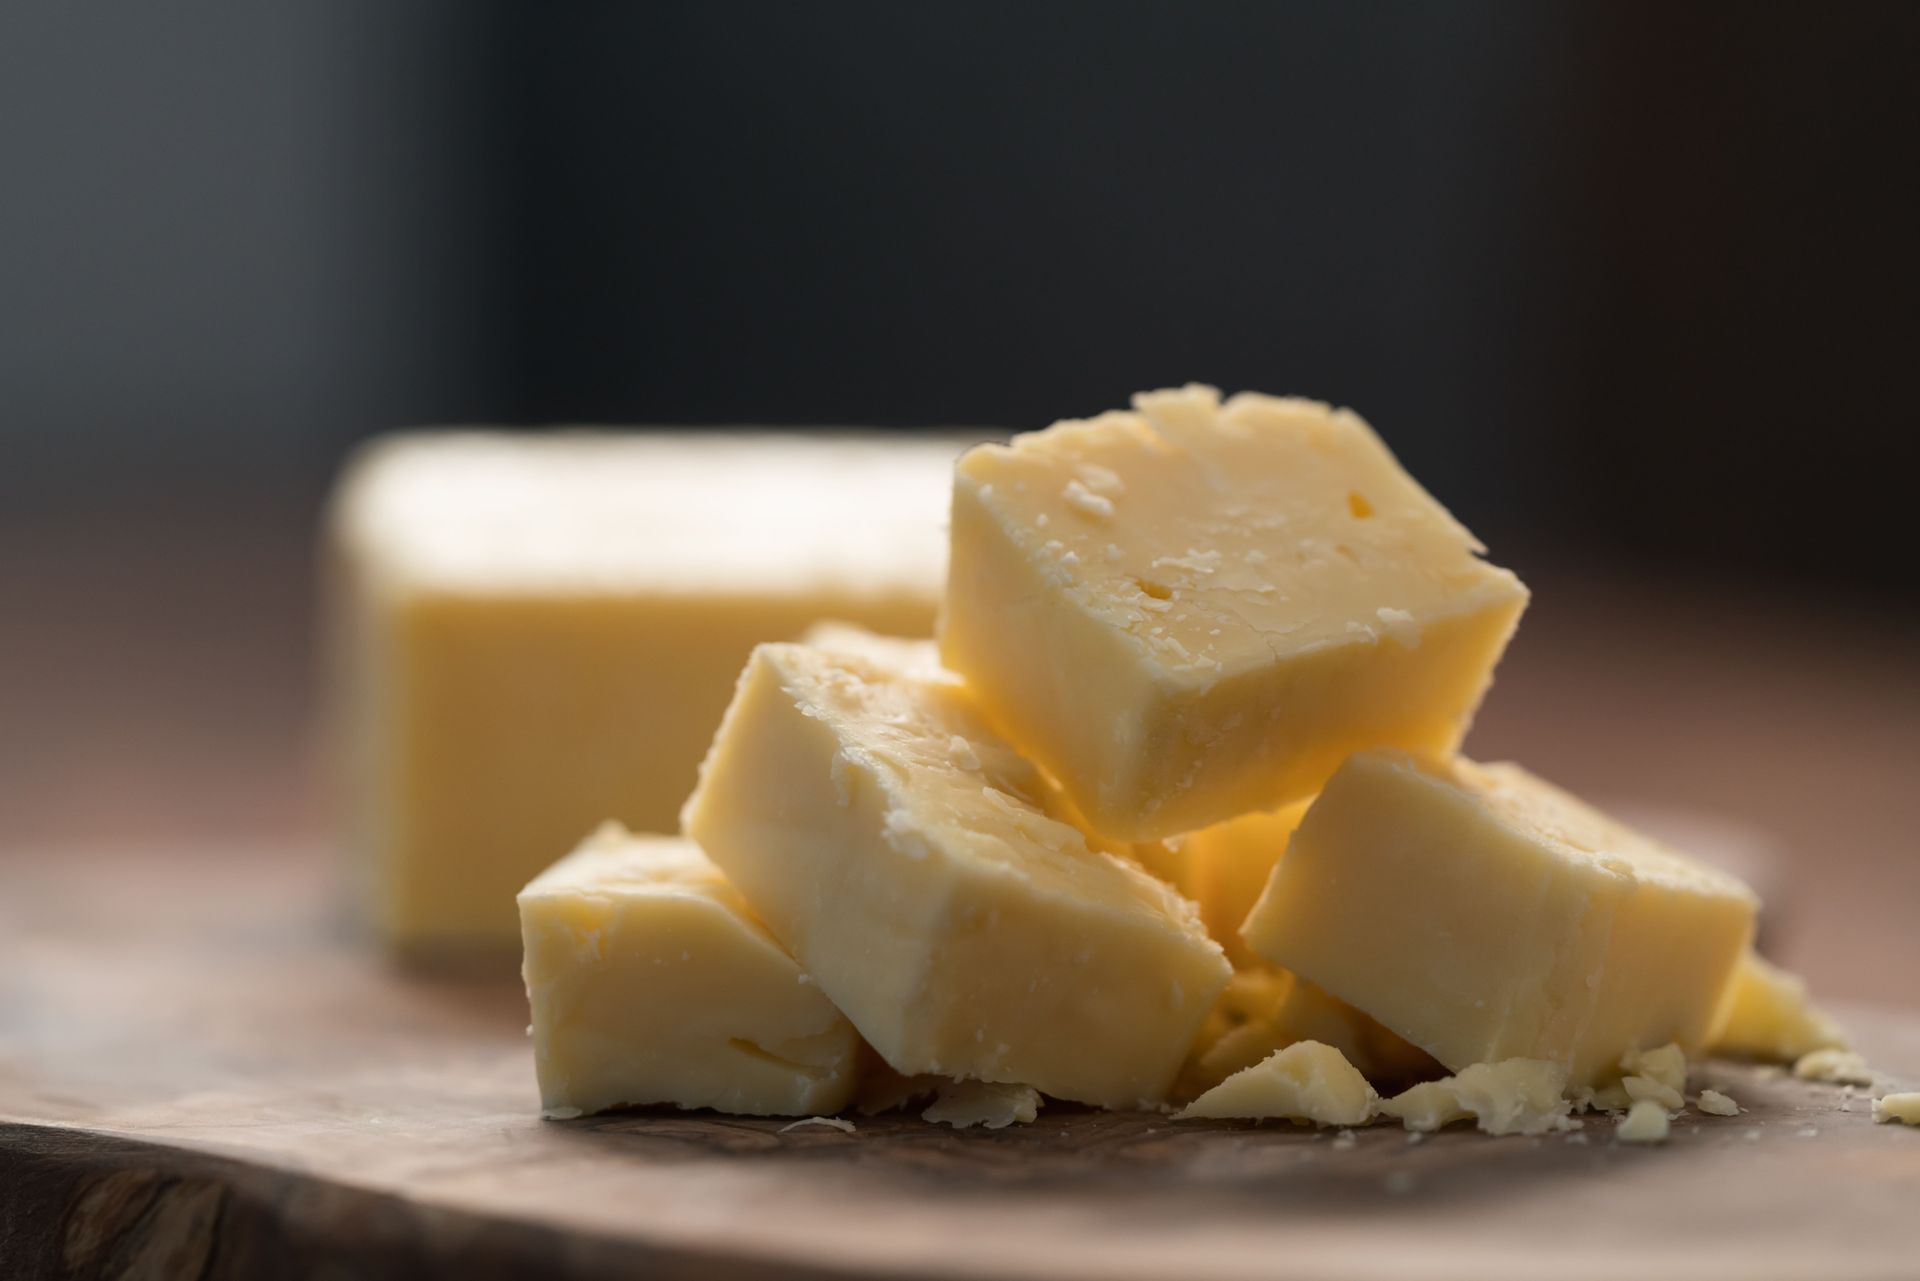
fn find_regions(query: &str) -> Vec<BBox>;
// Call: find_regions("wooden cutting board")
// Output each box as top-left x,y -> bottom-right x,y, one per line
3,847 -> 1916,1281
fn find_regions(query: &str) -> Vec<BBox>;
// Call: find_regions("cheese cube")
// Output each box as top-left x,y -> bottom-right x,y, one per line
518,825 -> 860,1118
1243,751 -> 1757,1086
329,432 -> 960,952
682,642 -> 1231,1109
941,385 -> 1528,840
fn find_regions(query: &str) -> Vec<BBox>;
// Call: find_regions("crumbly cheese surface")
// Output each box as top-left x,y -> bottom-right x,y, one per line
1244,751 -> 1758,1086
332,433 -> 963,951
682,642 -> 1230,1109
1177,1040 -> 1379,1126
941,385 -> 1527,840
518,826 -> 860,1118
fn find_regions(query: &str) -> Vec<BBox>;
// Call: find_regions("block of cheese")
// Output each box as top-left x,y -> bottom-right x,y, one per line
681,641 -> 1231,1109
1176,1040 -> 1378,1126
1708,950 -> 1848,1061
1244,750 -> 1758,1086
941,384 -> 1527,840
517,825 -> 860,1118
329,431 -> 964,952
798,623 -> 1191,891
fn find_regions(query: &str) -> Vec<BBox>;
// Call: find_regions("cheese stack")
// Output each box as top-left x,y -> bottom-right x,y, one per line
400,388 -> 1831,1125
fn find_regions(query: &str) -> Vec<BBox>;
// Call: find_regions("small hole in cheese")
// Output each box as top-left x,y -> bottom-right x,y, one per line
1347,491 -> 1375,519
1132,577 -> 1174,601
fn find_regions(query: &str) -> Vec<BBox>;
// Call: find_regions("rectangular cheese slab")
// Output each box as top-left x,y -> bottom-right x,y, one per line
329,431 -> 962,952
1243,750 -> 1757,1086
682,641 -> 1231,1109
518,825 -> 861,1117
941,384 -> 1527,841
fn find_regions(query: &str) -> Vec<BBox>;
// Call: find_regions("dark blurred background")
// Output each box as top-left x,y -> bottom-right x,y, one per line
1,3 -> 1916,998
6,1 -> 1919,588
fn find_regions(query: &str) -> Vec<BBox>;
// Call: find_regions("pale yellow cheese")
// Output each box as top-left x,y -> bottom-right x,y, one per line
1616,1099 -> 1671,1143
1708,950 -> 1848,1061
1177,1040 -> 1378,1126
329,432 -> 963,952
517,825 -> 860,1118
1243,750 -> 1757,1086
1792,1047 -> 1875,1086
941,385 -> 1527,840
1873,1093 -> 1920,1125
921,1080 -> 1042,1129
681,642 -> 1231,1109
1696,1088 -> 1742,1116
1377,1059 -> 1573,1136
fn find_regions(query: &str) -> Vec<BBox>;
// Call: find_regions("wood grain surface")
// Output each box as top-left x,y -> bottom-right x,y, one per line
2,845 -> 1917,1281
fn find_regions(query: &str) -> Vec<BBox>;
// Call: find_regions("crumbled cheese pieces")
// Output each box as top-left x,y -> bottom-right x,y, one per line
1244,751 -> 1757,1086
1177,1041 -> 1378,1126
941,384 -> 1528,841
682,642 -> 1230,1109
1378,1059 -> 1574,1136
518,826 -> 860,1118
332,432 -> 959,951
1873,1093 -> 1920,1126
1616,1100 -> 1672,1143
1618,1042 -> 1689,1110
1792,1048 -> 1875,1086
921,1080 -> 1043,1129
1709,951 -> 1849,1062
1696,1089 -> 1741,1116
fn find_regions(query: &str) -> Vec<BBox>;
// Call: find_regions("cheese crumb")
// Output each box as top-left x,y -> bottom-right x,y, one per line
1792,1047 -> 1875,1086
780,1116 -> 857,1134
1621,1043 -> 1687,1095
1377,1058 -> 1573,1136
1616,1100 -> 1670,1143
1623,1074 -> 1685,1112
1695,1088 -> 1741,1117
922,1080 -> 1042,1129
1873,1093 -> 1920,1125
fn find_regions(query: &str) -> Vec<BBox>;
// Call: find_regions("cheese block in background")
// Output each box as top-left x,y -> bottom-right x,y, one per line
1709,950 -> 1849,1061
328,432 -> 965,953
941,384 -> 1528,842
682,641 -> 1231,1109
1244,750 -> 1758,1087
518,825 -> 861,1118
